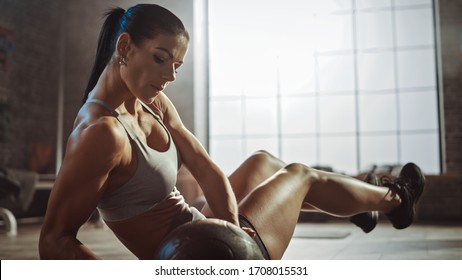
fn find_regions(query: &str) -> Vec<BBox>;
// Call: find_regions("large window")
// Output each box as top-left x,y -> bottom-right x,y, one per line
208,0 -> 440,175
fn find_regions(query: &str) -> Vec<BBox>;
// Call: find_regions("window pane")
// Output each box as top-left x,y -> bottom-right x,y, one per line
399,91 -> 439,130
281,137 -> 317,165
397,49 -> 437,88
318,54 -> 355,92
308,0 -> 353,12
400,132 -> 440,174
209,57 -> 243,97
279,53 -> 316,95
242,56 -> 278,97
245,137 -> 279,159
210,99 -> 243,136
281,97 -> 317,134
356,0 -> 392,9
208,1 -> 440,176
359,94 -> 397,132
319,136 -> 357,174
356,10 -> 393,50
209,139 -> 243,175
319,95 -> 356,133
357,52 -> 395,91
394,0 -> 432,7
396,8 -> 434,47
315,13 -> 353,52
244,98 -> 278,135
360,134 -> 398,171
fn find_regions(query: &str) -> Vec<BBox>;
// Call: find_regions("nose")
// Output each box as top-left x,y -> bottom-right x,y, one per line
162,65 -> 176,82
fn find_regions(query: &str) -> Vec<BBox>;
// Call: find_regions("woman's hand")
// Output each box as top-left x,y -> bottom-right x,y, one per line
241,226 -> 257,238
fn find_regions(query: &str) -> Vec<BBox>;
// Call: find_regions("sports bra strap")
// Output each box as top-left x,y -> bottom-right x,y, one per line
86,98 -> 118,117
85,98 -> 137,140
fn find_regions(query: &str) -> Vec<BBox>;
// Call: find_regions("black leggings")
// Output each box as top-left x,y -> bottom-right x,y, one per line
238,215 -> 271,260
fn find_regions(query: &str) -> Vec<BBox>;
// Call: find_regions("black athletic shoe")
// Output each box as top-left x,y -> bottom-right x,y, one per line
349,173 -> 380,233
350,211 -> 379,233
383,162 -> 425,230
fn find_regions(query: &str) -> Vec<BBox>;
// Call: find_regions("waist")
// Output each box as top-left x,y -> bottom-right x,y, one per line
98,185 -> 179,222
104,191 -> 205,259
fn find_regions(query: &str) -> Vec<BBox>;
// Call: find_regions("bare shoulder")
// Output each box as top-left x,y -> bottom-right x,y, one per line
66,115 -> 127,172
149,92 -> 182,129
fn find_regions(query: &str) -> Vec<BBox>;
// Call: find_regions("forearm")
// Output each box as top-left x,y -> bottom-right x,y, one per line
195,165 -> 239,225
39,234 -> 100,260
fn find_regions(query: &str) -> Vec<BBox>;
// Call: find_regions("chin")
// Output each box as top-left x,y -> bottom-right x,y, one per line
143,94 -> 159,104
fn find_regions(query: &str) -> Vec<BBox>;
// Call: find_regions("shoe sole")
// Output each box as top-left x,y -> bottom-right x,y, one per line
396,162 -> 426,229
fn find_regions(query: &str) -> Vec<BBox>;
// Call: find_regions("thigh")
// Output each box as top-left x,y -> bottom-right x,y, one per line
228,150 -> 285,203
201,150 -> 284,217
238,163 -> 314,260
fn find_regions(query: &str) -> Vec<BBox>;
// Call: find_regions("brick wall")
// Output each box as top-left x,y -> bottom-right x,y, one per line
418,174 -> 462,221
439,0 -> 462,175
0,0 -> 61,173
416,0 -> 462,222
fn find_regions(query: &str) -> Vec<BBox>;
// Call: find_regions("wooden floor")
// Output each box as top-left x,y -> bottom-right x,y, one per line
1,219 -> 462,260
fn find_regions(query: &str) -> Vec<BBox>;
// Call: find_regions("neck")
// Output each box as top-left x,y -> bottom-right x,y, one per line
87,62 -> 139,115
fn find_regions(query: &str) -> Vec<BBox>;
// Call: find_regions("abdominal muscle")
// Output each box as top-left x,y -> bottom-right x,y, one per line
103,189 -> 195,259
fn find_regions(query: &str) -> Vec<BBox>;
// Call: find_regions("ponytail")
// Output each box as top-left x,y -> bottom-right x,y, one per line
83,8 -> 125,104
82,4 -> 189,104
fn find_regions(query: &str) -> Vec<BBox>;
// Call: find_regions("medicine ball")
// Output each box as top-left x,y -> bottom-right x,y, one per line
153,218 -> 264,260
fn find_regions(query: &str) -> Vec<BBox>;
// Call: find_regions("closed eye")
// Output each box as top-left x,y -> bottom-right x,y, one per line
153,55 -> 165,64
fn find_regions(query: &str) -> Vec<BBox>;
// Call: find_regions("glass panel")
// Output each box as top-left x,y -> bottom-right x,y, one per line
395,8 -> 434,47
397,49 -> 436,88
307,0 -> 353,12
318,54 -> 355,92
319,136 -> 357,174
399,91 -> 439,130
356,10 -> 393,50
209,138 -> 244,175
319,95 -> 356,133
356,0 -> 392,9
245,137 -> 279,159
359,94 -> 397,132
210,99 -> 243,136
281,97 -> 317,134
400,132 -> 440,174
315,13 -> 353,52
357,52 -> 395,91
209,57 -> 244,97
242,55 -> 278,97
208,1 -> 246,97
359,134 -> 398,172
279,53 -> 316,95
281,137 -> 317,166
244,98 -> 278,135
208,1 -> 440,176
394,0 -> 432,7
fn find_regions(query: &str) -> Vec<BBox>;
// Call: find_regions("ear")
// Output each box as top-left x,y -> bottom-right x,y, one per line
116,32 -> 132,57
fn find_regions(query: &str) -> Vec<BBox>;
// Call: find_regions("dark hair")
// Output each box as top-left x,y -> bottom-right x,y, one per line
83,4 -> 189,103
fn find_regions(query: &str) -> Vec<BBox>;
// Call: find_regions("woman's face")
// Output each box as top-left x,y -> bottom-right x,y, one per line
121,33 -> 188,104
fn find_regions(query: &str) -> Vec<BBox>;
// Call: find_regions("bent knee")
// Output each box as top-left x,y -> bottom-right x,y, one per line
249,150 -> 283,167
284,163 -> 319,185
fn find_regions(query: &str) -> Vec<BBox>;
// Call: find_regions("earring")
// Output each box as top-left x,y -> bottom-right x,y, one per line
119,56 -> 127,66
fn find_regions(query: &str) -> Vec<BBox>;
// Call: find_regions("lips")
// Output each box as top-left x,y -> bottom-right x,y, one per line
151,85 -> 163,92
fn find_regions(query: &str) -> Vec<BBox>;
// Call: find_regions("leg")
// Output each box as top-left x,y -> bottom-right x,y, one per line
201,150 -> 288,216
237,164 -> 401,259
201,150 -> 320,216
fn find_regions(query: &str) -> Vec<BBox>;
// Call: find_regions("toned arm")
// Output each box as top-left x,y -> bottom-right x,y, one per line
152,93 -> 239,225
39,118 -> 125,259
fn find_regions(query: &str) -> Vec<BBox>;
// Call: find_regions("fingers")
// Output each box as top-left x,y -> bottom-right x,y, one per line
241,226 -> 257,238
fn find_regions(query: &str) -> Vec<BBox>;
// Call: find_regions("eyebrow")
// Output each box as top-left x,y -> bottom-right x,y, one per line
156,47 -> 183,64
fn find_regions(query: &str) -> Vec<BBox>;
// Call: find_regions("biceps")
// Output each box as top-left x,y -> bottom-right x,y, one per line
44,161 -> 108,234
